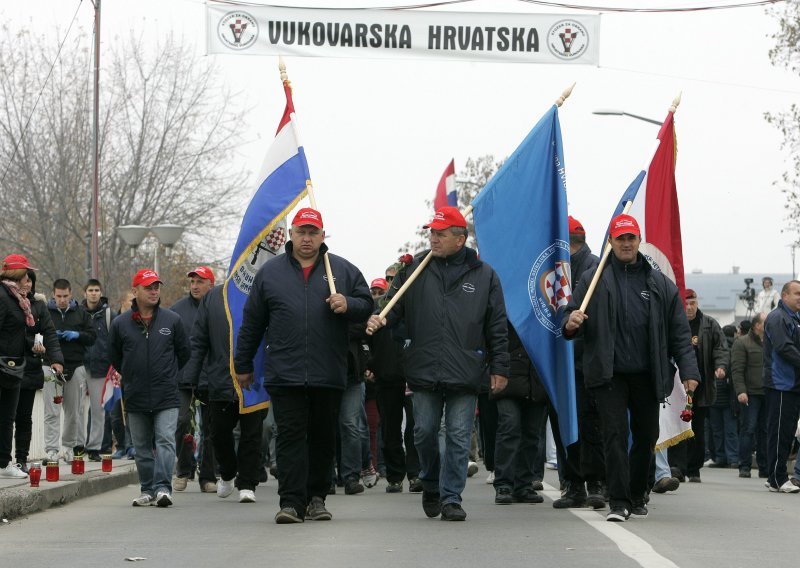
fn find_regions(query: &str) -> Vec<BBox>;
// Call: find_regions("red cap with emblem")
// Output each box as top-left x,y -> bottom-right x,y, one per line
187,266 -> 215,284
568,216 -> 585,235
609,214 -> 641,238
423,206 -> 467,230
370,278 -> 388,291
291,207 -> 324,229
132,269 -> 162,288
2,254 -> 35,271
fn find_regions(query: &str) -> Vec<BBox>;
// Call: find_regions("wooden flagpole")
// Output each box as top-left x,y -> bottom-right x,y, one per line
279,58 -> 337,295
578,92 -> 682,313
370,83 -> 577,331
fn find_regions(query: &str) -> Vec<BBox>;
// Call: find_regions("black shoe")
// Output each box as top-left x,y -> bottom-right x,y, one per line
553,483 -> 587,509
258,467 -> 269,483
739,470 -> 752,479
606,507 -> 630,522
87,451 -> 102,463
328,483 -> 336,495
585,481 -> 605,509
630,502 -> 648,517
531,479 -> 544,491
670,467 -> 686,482
652,477 -> 680,493
386,481 -> 403,493
73,445 -> 85,455
269,465 -> 278,478
408,478 -> 423,493
707,461 -> 727,468
306,496 -> 332,521
275,506 -> 304,524
422,490 -> 441,518
688,475 -> 701,483
344,479 -> 364,495
440,502 -> 467,521
512,487 -> 544,504
495,486 -> 513,505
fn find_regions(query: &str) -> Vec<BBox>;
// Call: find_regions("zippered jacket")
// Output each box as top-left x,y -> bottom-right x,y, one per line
109,301 -> 191,413
82,297 -> 117,377
170,294 -> 208,390
763,300 -> 800,393
233,242 -> 373,390
47,299 -> 96,371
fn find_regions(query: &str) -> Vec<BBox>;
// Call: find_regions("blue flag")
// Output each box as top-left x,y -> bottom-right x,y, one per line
472,105 -> 578,447
224,82 -> 310,413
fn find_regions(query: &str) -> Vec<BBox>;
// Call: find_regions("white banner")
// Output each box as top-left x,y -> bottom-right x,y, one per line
206,3 -> 599,65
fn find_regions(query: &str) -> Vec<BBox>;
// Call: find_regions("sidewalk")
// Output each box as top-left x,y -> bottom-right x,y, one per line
0,458 -> 138,521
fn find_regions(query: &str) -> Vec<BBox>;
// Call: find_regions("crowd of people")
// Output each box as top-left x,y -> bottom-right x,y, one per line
1,206 -> 800,523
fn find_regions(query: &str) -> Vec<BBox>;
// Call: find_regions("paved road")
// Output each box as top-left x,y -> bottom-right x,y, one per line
1,466 -> 797,568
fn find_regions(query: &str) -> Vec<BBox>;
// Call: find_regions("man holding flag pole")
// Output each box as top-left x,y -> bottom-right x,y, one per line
562,96 -> 700,522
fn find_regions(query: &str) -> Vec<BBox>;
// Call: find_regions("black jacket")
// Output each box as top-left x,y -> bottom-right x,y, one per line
0,284 -> 29,384
23,294 -> 63,390
47,298 -> 96,372
108,301 -> 191,413
570,243 -> 600,371
731,330 -> 764,397
234,242 -> 373,390
763,300 -> 800,393
562,252 -> 698,402
384,247 -> 510,394
170,293 -> 208,390
491,323 -> 547,402
183,286 -> 237,402
82,298 -> 117,377
688,310 -> 729,407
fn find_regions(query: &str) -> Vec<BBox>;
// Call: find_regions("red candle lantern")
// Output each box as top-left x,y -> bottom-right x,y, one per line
101,454 -> 112,473
71,455 -> 85,475
29,462 -> 42,487
45,461 -> 59,482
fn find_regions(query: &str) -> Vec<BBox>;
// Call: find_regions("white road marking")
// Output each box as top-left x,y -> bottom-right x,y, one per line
541,483 -> 680,568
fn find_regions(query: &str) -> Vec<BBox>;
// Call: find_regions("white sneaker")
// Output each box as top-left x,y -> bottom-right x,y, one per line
467,461 -> 479,477
155,490 -> 173,507
217,478 -> 235,498
62,449 -> 74,464
486,471 -> 495,484
132,493 -> 154,507
545,461 -> 558,470
0,463 -> 28,479
46,450 -> 59,463
362,467 -> 379,488
239,489 -> 256,503
779,480 -> 800,493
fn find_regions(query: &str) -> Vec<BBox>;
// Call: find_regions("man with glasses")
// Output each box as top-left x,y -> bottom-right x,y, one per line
109,269 -> 191,508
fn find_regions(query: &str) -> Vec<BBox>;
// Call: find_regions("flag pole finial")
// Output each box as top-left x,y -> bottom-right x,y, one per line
278,56 -> 292,92
555,83 -> 576,107
669,92 -> 682,113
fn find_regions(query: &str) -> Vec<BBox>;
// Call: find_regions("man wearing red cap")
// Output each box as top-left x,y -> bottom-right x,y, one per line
109,269 -> 191,508
234,207 -> 372,524
170,267 -> 217,494
563,213 -> 699,522
367,206 -> 509,521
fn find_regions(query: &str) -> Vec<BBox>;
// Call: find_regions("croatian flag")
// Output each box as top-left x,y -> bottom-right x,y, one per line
224,80 -> 310,413
101,366 -> 122,413
472,105 -> 578,447
433,159 -> 457,210
604,111 -> 685,297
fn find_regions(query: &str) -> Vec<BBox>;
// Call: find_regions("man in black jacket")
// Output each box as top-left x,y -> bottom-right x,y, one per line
234,208 -> 372,524
45,278 -> 96,464
563,214 -> 699,522
109,269 -> 191,508
367,206 -> 510,522
170,267 -> 216,493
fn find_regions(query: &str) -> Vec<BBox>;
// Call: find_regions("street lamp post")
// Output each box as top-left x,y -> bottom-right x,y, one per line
116,224 -> 185,274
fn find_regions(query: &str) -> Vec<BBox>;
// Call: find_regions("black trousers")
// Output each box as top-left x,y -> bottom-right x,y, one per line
477,393 -> 498,471
0,380 -> 21,468
175,389 -> 216,483
210,400 -> 265,491
765,388 -> 800,488
592,373 -> 659,510
551,370 -> 606,484
494,397 -> 547,492
376,383 -> 419,483
13,388 -> 36,463
685,406 -> 710,477
270,386 -> 342,517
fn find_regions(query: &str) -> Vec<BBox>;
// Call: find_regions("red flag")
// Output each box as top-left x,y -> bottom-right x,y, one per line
433,159 -> 456,211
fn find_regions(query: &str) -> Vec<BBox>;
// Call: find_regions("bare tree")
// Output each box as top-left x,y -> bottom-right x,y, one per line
0,26 -> 247,300
399,155 -> 503,254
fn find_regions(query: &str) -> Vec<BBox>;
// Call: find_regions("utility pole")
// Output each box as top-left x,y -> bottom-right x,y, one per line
90,0 -> 101,279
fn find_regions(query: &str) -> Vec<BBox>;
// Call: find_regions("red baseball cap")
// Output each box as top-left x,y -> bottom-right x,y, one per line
568,216 -> 585,235
132,269 -> 162,288
684,288 -> 697,300
291,207 -> 324,229
609,214 -> 641,238
187,266 -> 215,284
424,206 -> 467,230
370,278 -> 388,291
2,254 -> 35,271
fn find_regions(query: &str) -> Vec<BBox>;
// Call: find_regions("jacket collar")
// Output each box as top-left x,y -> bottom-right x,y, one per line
48,298 -> 78,312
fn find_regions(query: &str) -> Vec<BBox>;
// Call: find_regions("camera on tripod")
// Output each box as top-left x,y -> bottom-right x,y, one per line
739,278 -> 756,312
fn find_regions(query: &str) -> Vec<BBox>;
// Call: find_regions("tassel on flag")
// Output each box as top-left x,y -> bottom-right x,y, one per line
433,159 -> 457,210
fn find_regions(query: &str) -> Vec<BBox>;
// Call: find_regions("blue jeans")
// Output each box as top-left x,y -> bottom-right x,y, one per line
655,448 -> 671,482
738,395 -> 767,473
709,406 -> 739,465
128,408 -> 179,496
413,389 -> 476,506
339,382 -> 365,481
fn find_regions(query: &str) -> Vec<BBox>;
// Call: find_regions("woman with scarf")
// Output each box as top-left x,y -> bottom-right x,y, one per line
0,254 -> 36,478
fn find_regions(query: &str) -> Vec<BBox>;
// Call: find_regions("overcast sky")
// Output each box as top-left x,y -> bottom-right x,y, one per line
4,0 -> 800,284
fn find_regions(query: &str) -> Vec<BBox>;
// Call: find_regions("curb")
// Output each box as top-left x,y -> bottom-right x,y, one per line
0,464 -> 138,521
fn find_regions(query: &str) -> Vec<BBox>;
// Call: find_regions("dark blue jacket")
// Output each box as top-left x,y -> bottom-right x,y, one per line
82,298 -> 117,377
170,294 -> 208,390
763,300 -> 800,393
47,299 -> 96,372
570,243 -> 599,372
184,286 -> 236,402
233,242 -> 373,390
108,300 -> 191,413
